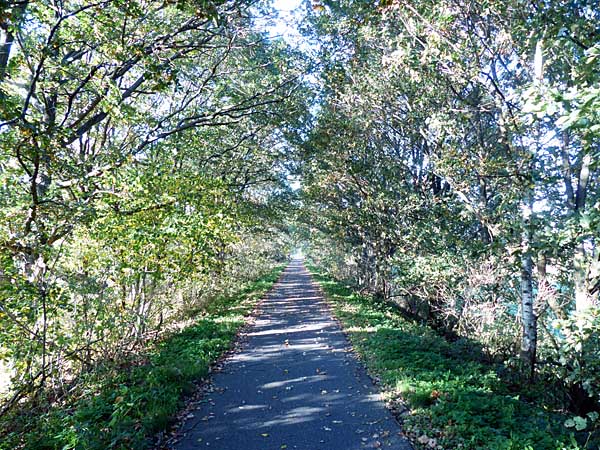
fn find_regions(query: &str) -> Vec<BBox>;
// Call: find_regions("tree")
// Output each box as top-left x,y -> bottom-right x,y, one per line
0,0 -> 307,411
300,0 -> 599,387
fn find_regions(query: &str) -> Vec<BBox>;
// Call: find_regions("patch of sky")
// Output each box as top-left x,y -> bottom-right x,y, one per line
266,0 -> 306,45
253,0 -> 311,51
253,0 -> 325,193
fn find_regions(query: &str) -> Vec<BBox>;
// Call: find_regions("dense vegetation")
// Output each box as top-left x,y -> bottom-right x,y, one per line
0,268 -> 283,449
299,0 -> 600,443
1,0 -> 599,448
0,0 -> 301,445
310,267 -> 584,450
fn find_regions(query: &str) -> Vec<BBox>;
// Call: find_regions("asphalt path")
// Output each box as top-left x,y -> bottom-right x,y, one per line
174,259 -> 413,450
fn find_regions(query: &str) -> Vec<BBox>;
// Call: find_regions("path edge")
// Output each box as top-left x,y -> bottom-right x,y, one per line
154,265 -> 288,450
305,263 -> 415,449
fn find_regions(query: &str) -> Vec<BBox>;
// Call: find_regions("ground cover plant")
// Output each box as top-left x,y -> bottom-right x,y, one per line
309,267 -> 593,450
1,0 -> 599,447
0,267 -> 283,450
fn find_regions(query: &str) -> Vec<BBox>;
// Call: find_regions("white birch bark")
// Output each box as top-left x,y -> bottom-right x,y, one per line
520,196 -> 537,380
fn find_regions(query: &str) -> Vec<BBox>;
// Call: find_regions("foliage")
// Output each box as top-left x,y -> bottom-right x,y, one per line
553,309 -> 600,412
310,266 -> 595,450
0,0 -> 305,413
1,0 -> 600,444
0,266 -> 283,450
299,0 -> 600,409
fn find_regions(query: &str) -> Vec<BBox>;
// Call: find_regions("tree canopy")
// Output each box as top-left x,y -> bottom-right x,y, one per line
1,0 -> 599,448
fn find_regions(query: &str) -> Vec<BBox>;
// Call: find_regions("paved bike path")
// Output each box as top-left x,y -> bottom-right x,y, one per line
174,259 -> 412,450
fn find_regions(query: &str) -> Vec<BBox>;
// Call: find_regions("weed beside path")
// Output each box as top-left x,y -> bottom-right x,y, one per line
309,267 -> 583,450
0,267 -> 283,450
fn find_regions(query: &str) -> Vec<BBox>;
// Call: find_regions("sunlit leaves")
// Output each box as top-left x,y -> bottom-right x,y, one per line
0,0 -> 303,413
301,0 -> 600,426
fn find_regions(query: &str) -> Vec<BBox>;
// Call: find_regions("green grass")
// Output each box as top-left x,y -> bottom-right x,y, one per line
0,267 -> 283,450
309,267 -> 583,450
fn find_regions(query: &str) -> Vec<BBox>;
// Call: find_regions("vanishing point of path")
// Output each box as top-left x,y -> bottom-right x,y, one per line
174,259 -> 413,450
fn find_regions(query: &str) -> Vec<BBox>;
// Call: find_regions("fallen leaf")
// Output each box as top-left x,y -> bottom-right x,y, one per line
418,435 -> 430,444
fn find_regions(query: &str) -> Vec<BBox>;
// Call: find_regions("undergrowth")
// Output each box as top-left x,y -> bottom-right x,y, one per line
309,267 -> 588,450
0,266 -> 283,450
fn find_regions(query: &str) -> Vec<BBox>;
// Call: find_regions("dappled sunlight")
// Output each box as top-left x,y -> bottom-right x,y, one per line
359,393 -> 384,403
248,321 -> 336,336
1,1 -> 596,448
260,406 -> 326,427
346,326 -> 379,333
228,403 -> 268,412
174,261 -> 410,450
260,375 -> 331,389
317,273 -> 585,449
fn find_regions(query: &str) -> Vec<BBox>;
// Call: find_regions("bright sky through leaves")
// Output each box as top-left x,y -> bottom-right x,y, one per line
266,0 -> 305,46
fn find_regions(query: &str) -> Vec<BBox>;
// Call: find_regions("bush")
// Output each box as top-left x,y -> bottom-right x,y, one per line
0,267 -> 283,450
310,267 -> 590,450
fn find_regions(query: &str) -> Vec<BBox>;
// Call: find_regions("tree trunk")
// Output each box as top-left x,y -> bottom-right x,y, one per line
572,152 -> 592,312
573,242 -> 592,312
520,197 -> 537,382
0,2 -> 28,83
